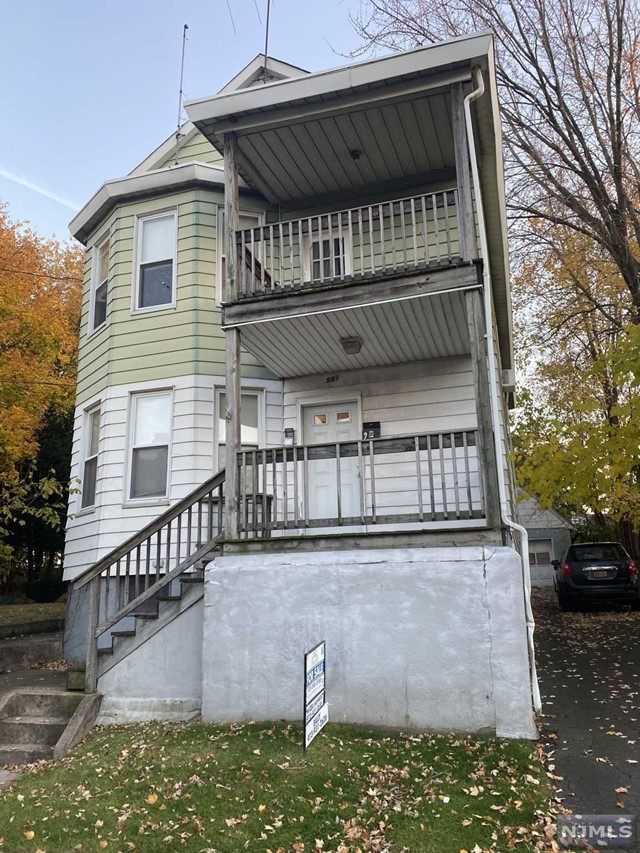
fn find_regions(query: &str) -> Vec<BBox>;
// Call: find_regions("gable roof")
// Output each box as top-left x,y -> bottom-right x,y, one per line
218,54 -> 309,94
129,55 -> 308,176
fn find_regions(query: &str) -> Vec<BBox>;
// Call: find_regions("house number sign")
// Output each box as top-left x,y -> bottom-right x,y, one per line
362,421 -> 381,440
303,640 -> 328,751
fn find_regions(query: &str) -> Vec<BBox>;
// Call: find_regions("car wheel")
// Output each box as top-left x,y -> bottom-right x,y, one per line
557,588 -> 575,612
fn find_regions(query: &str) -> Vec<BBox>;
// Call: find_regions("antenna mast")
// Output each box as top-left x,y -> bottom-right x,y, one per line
263,0 -> 271,82
174,24 -> 189,165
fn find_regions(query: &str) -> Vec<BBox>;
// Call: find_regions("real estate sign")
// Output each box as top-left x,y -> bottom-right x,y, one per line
304,641 -> 328,751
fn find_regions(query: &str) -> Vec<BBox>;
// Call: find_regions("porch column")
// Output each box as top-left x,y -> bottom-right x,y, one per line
223,132 -> 241,540
466,288 -> 501,530
451,82 -> 476,262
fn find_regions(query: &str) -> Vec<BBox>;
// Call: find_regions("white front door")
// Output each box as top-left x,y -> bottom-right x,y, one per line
302,402 -> 361,521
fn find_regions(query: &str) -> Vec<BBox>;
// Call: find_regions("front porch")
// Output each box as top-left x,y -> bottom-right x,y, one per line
236,429 -> 486,538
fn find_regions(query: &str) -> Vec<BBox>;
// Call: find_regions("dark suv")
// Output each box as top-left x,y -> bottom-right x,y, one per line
553,542 -> 639,611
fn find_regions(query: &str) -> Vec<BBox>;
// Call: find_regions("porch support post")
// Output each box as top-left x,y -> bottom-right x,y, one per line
466,288 -> 501,530
451,82 -> 476,262
223,132 -> 241,540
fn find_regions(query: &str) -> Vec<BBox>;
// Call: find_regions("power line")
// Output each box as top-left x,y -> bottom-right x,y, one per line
0,378 -> 76,388
0,266 -> 82,282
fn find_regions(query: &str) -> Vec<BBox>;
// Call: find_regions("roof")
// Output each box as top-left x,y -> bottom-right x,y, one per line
69,163 -> 242,244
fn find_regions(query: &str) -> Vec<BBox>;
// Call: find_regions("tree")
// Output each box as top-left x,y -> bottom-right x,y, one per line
0,204 -> 82,586
511,226 -> 640,552
352,0 -> 640,319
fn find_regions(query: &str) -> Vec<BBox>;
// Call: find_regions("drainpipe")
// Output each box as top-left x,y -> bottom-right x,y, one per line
463,66 -> 542,713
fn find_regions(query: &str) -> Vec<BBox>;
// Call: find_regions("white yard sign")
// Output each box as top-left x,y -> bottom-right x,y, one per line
304,641 -> 328,751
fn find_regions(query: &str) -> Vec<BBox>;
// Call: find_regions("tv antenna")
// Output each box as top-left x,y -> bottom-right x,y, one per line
174,24 -> 189,165
263,0 -> 271,82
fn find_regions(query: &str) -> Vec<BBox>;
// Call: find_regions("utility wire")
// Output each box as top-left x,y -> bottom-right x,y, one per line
225,0 -> 237,34
0,266 -> 82,282
0,378 -> 76,388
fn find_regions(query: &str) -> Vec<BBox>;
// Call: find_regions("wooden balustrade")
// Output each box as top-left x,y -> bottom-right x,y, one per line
72,470 -> 226,692
236,431 -> 485,536
236,190 -> 462,297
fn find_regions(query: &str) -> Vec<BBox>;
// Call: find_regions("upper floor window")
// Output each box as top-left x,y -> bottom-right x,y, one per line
217,209 -> 264,302
90,237 -> 109,333
81,405 -> 101,509
135,212 -> 176,311
129,391 -> 172,500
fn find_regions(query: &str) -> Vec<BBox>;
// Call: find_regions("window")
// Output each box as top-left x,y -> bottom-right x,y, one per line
217,209 -> 263,301
135,212 -> 176,310
528,539 -> 553,566
302,233 -> 352,283
81,406 -> 101,509
217,391 -> 261,458
129,392 -> 171,499
90,238 -> 109,332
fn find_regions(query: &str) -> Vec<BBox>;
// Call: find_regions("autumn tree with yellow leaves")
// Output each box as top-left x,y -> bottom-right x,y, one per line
0,203 -> 82,587
511,225 -> 640,552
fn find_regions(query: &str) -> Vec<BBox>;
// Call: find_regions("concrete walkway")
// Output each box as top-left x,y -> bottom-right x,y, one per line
534,589 -> 640,817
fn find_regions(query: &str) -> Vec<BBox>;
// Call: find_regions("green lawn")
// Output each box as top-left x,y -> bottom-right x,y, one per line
0,721 -> 555,853
0,602 -> 65,628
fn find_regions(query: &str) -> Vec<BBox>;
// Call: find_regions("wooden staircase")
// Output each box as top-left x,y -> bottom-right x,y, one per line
71,469 -> 226,692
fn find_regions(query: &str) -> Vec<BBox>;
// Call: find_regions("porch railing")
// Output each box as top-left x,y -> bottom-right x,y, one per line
236,190 -> 462,297
236,430 -> 484,536
72,469 -> 226,692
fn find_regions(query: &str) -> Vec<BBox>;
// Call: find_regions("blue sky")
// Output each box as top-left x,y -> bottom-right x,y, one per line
1,1 -> 365,243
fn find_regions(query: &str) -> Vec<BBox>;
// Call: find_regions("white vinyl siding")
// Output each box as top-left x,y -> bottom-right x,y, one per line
64,374 -> 282,582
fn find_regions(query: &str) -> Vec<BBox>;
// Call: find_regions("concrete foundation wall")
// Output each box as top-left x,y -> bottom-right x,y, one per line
96,599 -> 203,723
202,546 -> 536,738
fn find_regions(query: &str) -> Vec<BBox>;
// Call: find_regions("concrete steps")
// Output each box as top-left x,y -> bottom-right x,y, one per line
0,690 -> 84,767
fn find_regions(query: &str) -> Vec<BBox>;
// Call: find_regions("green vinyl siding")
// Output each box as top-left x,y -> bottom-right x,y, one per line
75,187 -> 274,406
156,131 -> 223,169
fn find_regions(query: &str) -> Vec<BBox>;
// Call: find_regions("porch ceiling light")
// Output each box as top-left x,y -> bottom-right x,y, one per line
341,336 -> 363,355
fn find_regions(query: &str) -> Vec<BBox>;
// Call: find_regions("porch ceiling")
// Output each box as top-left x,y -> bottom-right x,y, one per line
222,92 -> 457,204
238,289 -> 471,378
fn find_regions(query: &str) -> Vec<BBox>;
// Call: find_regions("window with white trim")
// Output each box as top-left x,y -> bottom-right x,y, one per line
217,209 -> 264,301
528,538 -> 553,566
302,232 -> 353,282
135,212 -> 176,310
216,390 -> 261,462
129,392 -> 171,499
81,406 -> 101,509
90,238 -> 109,333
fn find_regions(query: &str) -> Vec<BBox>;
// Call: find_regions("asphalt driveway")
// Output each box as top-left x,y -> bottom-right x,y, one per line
533,589 -> 640,818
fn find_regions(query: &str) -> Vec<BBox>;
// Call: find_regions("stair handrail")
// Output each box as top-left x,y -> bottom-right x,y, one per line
72,468 -> 225,591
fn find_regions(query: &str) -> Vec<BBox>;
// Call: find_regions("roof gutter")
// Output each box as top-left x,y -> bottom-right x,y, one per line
464,66 -> 541,715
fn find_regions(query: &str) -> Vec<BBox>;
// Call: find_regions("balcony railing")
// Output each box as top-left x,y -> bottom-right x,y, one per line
236,430 -> 484,537
236,190 -> 462,298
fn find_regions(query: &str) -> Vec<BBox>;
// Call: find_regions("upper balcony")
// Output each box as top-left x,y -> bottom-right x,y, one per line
186,31 -> 513,376
235,188 -> 466,299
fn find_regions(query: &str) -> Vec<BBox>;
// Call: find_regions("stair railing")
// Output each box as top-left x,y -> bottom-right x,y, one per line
72,469 -> 225,692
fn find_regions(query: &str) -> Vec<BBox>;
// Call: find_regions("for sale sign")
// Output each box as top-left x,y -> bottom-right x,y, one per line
304,641 -> 328,751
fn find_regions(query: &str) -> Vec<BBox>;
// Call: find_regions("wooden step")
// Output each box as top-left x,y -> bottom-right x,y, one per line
111,629 -> 136,638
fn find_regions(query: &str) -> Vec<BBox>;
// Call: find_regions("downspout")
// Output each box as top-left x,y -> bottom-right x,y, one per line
463,66 -> 542,713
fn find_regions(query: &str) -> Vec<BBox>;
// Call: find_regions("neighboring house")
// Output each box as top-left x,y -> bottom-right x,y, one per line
63,33 -> 538,739
517,496 -> 573,587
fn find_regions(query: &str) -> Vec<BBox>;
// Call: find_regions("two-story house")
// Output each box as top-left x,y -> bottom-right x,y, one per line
63,32 -> 539,738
